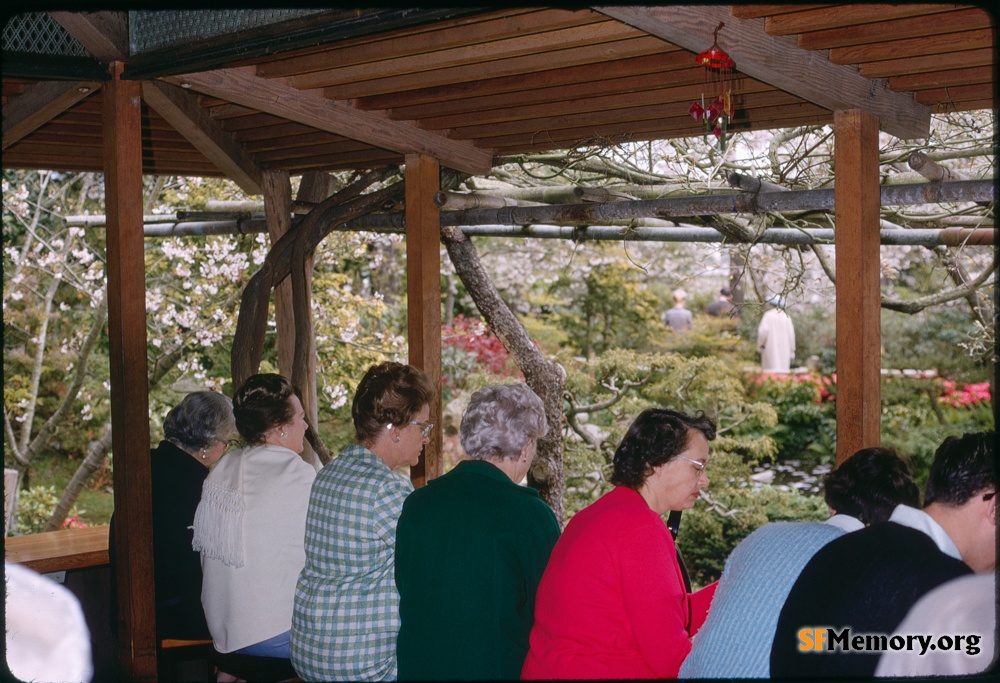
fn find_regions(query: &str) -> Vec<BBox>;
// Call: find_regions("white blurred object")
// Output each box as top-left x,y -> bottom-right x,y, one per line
875,573 -> 996,677
4,561 -> 94,683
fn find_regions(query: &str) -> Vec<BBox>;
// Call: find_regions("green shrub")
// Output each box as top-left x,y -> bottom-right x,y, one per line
743,374 -> 836,462
10,485 -> 85,535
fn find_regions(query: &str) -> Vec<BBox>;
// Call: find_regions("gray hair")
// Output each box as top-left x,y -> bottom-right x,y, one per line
163,391 -> 235,452
460,384 -> 548,461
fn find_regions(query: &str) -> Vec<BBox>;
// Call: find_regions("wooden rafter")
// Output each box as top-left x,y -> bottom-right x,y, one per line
595,5 -> 932,140
1,80 -> 101,150
161,66 -> 494,175
141,81 -> 263,195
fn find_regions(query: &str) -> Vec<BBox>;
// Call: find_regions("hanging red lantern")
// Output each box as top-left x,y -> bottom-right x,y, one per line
690,22 -> 736,150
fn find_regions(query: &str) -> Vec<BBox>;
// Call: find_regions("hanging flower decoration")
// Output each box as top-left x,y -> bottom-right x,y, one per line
690,22 -> 736,151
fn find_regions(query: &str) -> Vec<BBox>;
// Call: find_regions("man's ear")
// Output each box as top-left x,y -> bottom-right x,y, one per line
985,492 -> 997,527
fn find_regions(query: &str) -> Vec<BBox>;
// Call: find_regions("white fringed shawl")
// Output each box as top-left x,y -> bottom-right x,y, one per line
192,444 -> 317,653
192,468 -> 247,567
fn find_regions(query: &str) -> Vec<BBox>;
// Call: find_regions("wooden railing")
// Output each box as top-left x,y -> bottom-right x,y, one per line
5,524 -> 109,573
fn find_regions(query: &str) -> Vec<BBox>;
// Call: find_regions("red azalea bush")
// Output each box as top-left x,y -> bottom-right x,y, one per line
441,315 -> 520,398
749,372 -> 837,404
936,379 -> 991,408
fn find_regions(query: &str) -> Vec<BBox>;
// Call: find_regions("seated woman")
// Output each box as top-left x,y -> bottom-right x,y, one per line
395,383 -> 561,681
192,373 -> 316,659
522,408 -> 718,680
291,361 -> 434,681
109,391 -> 235,641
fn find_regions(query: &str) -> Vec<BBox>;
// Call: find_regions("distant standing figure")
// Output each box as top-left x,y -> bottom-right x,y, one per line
663,288 -> 693,331
757,295 -> 795,372
395,383 -> 560,681
704,287 -> 736,318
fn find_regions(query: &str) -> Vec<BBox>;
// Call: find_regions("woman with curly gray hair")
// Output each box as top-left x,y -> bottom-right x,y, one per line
395,383 -> 560,681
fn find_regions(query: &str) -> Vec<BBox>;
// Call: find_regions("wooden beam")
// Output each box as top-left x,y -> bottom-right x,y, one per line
595,5 -> 932,140
834,109 -> 882,466
49,11 -> 128,63
161,67 -> 494,175
141,81 -> 263,195
104,61 -> 156,682
405,154 -> 443,487
2,80 -> 101,150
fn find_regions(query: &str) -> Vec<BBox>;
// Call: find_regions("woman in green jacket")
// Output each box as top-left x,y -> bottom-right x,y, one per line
394,383 -> 560,681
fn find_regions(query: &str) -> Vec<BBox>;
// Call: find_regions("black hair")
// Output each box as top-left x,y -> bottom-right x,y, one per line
610,408 -> 716,489
924,431 -> 995,507
823,447 -> 920,524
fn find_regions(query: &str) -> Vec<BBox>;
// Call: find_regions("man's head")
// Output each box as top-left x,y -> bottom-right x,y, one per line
823,447 -> 920,525
923,431 -> 995,571
720,287 -> 732,300
924,431 -> 995,506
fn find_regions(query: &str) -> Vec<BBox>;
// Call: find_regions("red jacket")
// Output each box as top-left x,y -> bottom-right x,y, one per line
522,486 -> 715,679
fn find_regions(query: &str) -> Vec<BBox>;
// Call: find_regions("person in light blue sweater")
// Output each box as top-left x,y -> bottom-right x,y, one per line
679,447 -> 920,679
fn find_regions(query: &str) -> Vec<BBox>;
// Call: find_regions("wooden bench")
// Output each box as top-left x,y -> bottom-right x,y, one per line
4,524 -> 110,573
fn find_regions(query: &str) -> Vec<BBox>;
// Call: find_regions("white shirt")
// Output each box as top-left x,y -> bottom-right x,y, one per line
824,514 -> 864,533
887,504 -> 962,560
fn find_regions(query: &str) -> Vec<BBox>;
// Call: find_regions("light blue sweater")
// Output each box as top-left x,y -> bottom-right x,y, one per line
680,518 -> 859,678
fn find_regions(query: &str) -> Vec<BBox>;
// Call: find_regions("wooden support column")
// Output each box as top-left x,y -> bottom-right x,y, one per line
262,170 -> 319,468
834,110 -> 882,465
405,154 -> 443,486
104,61 -> 156,681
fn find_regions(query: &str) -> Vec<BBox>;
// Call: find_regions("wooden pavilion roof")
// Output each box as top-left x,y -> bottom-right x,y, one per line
2,5 -> 995,189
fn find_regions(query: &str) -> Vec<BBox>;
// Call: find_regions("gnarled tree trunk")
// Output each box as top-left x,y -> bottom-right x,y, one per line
230,168 -> 403,463
441,225 -> 566,523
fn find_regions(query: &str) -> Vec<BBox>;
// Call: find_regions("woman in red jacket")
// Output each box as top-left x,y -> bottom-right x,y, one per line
522,408 -> 717,680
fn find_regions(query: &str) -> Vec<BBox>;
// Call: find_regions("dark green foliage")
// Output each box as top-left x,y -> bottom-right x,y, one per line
743,374 -> 836,463
548,261 -> 666,356
881,307 -> 990,383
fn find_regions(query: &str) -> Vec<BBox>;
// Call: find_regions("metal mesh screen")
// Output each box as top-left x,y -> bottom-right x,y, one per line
2,12 -> 89,56
129,9 -> 327,54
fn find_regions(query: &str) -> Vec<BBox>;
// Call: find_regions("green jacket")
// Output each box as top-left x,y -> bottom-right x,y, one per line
395,459 -> 561,680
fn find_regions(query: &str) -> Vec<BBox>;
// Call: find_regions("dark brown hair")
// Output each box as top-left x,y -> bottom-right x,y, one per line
232,373 -> 296,445
352,362 -> 434,445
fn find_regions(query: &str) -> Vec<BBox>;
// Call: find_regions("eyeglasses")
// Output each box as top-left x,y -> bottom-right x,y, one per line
676,454 -> 708,473
409,420 -> 435,438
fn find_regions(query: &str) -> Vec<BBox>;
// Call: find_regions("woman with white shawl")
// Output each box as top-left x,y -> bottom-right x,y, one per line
193,373 -> 317,660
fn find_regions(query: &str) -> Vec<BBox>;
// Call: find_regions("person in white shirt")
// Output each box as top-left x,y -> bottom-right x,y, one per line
757,295 -> 795,372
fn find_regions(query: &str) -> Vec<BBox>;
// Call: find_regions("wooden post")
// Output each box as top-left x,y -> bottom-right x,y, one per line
262,169 -> 320,469
405,154 -> 443,486
104,61 -> 157,681
834,110 -> 882,465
